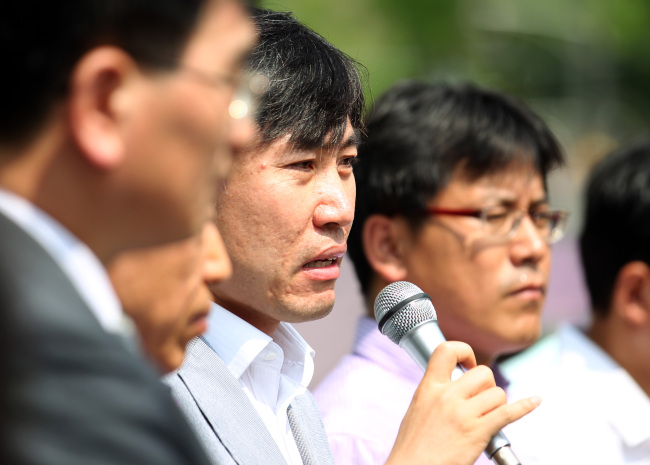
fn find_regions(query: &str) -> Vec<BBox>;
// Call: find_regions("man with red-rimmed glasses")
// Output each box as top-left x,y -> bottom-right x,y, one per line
316,80 -> 568,465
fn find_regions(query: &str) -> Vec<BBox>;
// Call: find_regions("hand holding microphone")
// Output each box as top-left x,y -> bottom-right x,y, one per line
378,282 -> 540,465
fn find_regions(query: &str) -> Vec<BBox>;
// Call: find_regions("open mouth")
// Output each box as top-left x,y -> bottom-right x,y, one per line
304,256 -> 340,269
300,251 -> 345,281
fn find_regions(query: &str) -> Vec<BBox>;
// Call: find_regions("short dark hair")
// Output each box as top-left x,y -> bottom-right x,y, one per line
245,8 -> 366,148
1,0 -> 208,144
348,80 -> 564,297
579,140 -> 650,316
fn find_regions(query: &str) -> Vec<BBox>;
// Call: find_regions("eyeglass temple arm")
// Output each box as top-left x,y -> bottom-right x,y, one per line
425,207 -> 483,218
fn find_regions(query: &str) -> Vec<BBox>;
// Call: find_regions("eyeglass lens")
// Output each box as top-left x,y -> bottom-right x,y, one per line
490,210 -> 567,244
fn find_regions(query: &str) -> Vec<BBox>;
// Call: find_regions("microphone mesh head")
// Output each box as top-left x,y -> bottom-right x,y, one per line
374,281 -> 437,344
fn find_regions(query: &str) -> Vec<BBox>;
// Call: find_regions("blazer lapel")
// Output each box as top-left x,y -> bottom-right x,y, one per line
178,337 -> 288,465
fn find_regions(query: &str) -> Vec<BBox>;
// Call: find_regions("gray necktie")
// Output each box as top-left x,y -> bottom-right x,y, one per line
287,397 -> 334,465
288,403 -> 312,465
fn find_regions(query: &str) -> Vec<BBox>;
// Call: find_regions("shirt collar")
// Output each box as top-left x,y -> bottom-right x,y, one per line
355,315 -> 510,390
559,325 -> 650,447
492,362 -> 510,391
0,188 -> 124,335
203,301 -> 314,388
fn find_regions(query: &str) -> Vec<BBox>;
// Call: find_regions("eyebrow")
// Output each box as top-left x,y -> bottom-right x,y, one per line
496,196 -> 549,209
530,197 -> 550,208
322,129 -> 361,151
345,129 -> 361,148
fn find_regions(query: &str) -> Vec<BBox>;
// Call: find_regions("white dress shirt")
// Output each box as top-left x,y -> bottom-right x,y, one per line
502,324 -> 650,465
0,188 -> 126,335
203,303 -> 315,465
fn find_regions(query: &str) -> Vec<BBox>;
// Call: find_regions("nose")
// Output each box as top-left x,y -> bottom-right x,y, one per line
313,172 -> 355,233
201,222 -> 232,285
509,214 -> 548,267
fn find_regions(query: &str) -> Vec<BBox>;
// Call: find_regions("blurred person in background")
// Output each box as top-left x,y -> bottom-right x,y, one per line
0,0 -> 255,463
165,12 -> 541,465
315,80 -> 568,465
108,220 -> 232,374
502,140 -> 650,464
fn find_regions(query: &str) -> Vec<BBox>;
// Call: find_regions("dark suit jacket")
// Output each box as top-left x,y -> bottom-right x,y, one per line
0,211 -> 211,465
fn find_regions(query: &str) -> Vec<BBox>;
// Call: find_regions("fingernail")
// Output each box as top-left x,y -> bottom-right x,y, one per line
530,396 -> 542,407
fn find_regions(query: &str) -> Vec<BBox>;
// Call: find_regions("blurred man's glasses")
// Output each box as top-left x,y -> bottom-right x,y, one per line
134,51 -> 269,120
174,65 -> 269,120
424,206 -> 570,244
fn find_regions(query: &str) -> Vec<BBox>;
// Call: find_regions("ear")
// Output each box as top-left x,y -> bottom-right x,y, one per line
611,261 -> 650,327
67,46 -> 139,170
362,214 -> 412,283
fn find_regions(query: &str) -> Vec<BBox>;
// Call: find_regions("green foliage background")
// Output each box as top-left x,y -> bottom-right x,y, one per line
259,2 -> 650,158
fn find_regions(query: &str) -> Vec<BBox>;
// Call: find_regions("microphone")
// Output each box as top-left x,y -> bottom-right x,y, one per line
374,281 -> 522,465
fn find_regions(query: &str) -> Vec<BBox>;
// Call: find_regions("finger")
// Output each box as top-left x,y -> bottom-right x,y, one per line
424,341 -> 477,385
482,396 -> 542,434
452,365 -> 498,399
463,385 -> 507,417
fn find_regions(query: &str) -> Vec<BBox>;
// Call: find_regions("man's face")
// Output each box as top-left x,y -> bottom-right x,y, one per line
400,163 -> 551,364
109,222 -> 231,373
210,122 -> 358,334
121,0 -> 256,246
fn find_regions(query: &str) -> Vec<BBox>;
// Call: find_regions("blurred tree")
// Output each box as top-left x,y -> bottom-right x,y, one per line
259,0 -> 650,144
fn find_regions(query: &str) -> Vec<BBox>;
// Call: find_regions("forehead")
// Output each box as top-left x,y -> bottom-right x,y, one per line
253,119 -> 358,159
433,162 -> 547,206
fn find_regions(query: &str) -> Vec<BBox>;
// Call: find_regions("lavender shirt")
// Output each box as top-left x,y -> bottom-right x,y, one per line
314,316 -> 506,465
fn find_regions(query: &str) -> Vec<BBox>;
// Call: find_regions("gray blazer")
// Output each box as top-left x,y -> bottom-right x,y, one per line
0,211 -> 211,465
164,336 -> 334,465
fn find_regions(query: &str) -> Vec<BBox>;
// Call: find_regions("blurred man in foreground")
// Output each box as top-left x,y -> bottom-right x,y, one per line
502,140 -> 650,464
165,12 -> 540,465
315,80 -> 567,464
0,0 -> 255,463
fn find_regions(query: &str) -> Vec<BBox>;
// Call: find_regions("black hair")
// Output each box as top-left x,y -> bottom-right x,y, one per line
579,140 -> 650,316
348,80 -> 564,297
245,8 -> 366,148
1,0 -> 208,144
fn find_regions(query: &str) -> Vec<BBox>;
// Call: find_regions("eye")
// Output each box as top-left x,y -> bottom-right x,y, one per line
339,155 -> 358,171
530,210 -> 553,228
483,207 -> 510,224
481,207 -> 515,236
288,160 -> 315,171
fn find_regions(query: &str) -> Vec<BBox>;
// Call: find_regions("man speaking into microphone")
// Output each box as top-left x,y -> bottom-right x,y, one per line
315,80 -> 568,464
164,11 -> 539,465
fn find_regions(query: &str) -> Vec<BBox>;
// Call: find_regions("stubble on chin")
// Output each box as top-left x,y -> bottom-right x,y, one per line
278,293 -> 336,324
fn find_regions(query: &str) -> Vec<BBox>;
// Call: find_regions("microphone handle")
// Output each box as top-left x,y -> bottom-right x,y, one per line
399,320 -> 522,465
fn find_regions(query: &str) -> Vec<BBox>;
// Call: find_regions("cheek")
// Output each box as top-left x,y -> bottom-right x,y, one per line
173,82 -> 229,142
220,180 -> 305,254
345,177 -> 356,204
428,246 -> 508,308
539,250 -> 552,278
163,88 -> 231,193
185,279 -> 211,314
476,249 -> 513,292
131,96 -> 220,221
153,265 -> 203,326
172,252 -> 207,305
